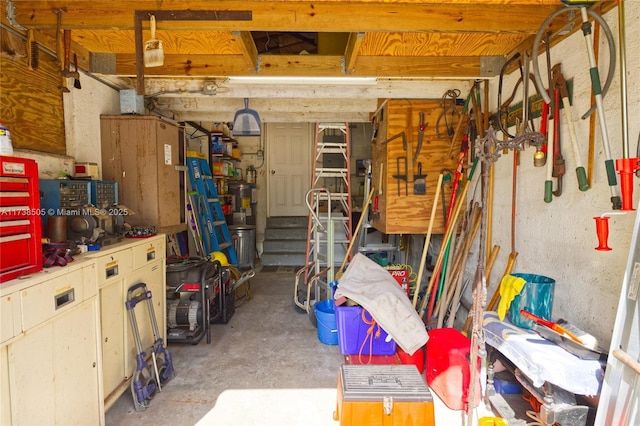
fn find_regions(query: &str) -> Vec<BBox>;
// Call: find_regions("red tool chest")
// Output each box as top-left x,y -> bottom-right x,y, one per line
0,156 -> 43,283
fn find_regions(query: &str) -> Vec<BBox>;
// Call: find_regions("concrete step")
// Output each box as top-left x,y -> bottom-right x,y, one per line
263,239 -> 307,253
265,227 -> 307,240
260,252 -> 307,267
267,216 -> 307,228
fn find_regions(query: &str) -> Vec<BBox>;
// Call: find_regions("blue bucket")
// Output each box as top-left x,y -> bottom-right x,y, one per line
315,299 -> 338,345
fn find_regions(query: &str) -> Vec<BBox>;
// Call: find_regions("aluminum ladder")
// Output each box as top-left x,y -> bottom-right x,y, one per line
595,198 -> 640,425
186,154 -> 238,265
300,123 -> 351,300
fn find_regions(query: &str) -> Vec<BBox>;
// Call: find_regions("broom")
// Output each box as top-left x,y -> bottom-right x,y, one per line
144,15 -> 164,68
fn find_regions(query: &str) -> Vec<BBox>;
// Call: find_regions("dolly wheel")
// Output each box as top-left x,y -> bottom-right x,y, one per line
145,376 -> 157,400
157,365 -> 169,385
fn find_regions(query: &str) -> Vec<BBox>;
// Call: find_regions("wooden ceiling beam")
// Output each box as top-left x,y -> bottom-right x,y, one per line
10,1 -> 560,33
114,53 -> 490,78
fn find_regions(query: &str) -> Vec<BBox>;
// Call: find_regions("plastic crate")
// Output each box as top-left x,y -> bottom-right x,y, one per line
335,304 -> 396,356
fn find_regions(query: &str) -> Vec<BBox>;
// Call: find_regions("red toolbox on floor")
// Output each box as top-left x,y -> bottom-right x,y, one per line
334,364 -> 435,426
0,156 -> 43,283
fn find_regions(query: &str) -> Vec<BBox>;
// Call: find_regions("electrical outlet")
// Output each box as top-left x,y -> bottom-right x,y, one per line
257,149 -> 264,158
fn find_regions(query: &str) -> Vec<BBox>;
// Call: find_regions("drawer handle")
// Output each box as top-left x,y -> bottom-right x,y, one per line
106,265 -> 119,279
55,289 -> 75,310
147,250 -> 156,261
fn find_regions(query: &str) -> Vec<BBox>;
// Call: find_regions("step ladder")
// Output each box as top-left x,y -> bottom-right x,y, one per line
303,123 -> 352,295
186,154 -> 238,266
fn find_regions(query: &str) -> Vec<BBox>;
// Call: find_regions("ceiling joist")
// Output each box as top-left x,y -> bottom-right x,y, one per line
232,31 -> 260,72
344,32 -> 364,75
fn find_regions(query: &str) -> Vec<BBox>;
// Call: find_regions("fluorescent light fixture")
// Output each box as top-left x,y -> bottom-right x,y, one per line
227,76 -> 378,85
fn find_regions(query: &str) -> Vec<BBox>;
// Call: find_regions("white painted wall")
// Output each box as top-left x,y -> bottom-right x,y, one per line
452,3 -> 639,349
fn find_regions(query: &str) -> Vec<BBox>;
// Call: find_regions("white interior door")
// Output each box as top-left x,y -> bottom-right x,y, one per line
267,123 -> 312,216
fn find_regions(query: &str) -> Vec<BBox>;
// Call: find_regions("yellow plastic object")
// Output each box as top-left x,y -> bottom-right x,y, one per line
479,417 -> 509,426
210,251 -> 229,266
497,274 -> 526,320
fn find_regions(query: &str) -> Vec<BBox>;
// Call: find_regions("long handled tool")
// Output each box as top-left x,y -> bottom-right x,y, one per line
551,85 -> 565,196
419,178 -> 470,322
578,5 -> 620,208
437,202 -> 482,328
423,142 -> 470,322
543,94 -> 556,202
461,244 -> 499,335
412,173 -> 444,308
532,5 -> 619,208
552,64 -> 589,192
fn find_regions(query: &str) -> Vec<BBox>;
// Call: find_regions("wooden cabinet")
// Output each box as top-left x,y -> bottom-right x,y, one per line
89,235 -> 166,410
371,99 -> 464,234
0,258 -> 103,425
100,115 -> 185,233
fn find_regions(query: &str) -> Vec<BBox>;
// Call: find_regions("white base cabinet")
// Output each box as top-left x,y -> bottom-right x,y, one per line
0,235 -> 167,423
0,259 -> 103,425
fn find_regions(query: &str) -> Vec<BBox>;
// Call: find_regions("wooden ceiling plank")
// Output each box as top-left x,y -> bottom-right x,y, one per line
360,32 -> 529,57
344,32 -> 365,74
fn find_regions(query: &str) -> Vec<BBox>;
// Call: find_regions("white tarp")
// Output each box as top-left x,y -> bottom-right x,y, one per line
334,253 -> 428,355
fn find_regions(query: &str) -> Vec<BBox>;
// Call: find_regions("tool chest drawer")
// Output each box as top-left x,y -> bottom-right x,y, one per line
132,235 -> 165,270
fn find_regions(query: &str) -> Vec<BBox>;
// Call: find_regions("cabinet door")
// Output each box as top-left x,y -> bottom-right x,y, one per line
1,345 -> 11,425
100,116 -> 182,229
8,299 -> 101,425
53,298 -> 101,425
154,120 -> 181,228
123,261 -> 165,377
8,321 -> 55,424
100,278 -> 125,397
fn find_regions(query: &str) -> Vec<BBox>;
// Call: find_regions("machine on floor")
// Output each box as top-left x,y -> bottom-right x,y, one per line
166,256 -> 223,344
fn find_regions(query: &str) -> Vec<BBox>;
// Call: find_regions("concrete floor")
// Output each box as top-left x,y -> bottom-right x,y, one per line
105,266 -> 494,425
